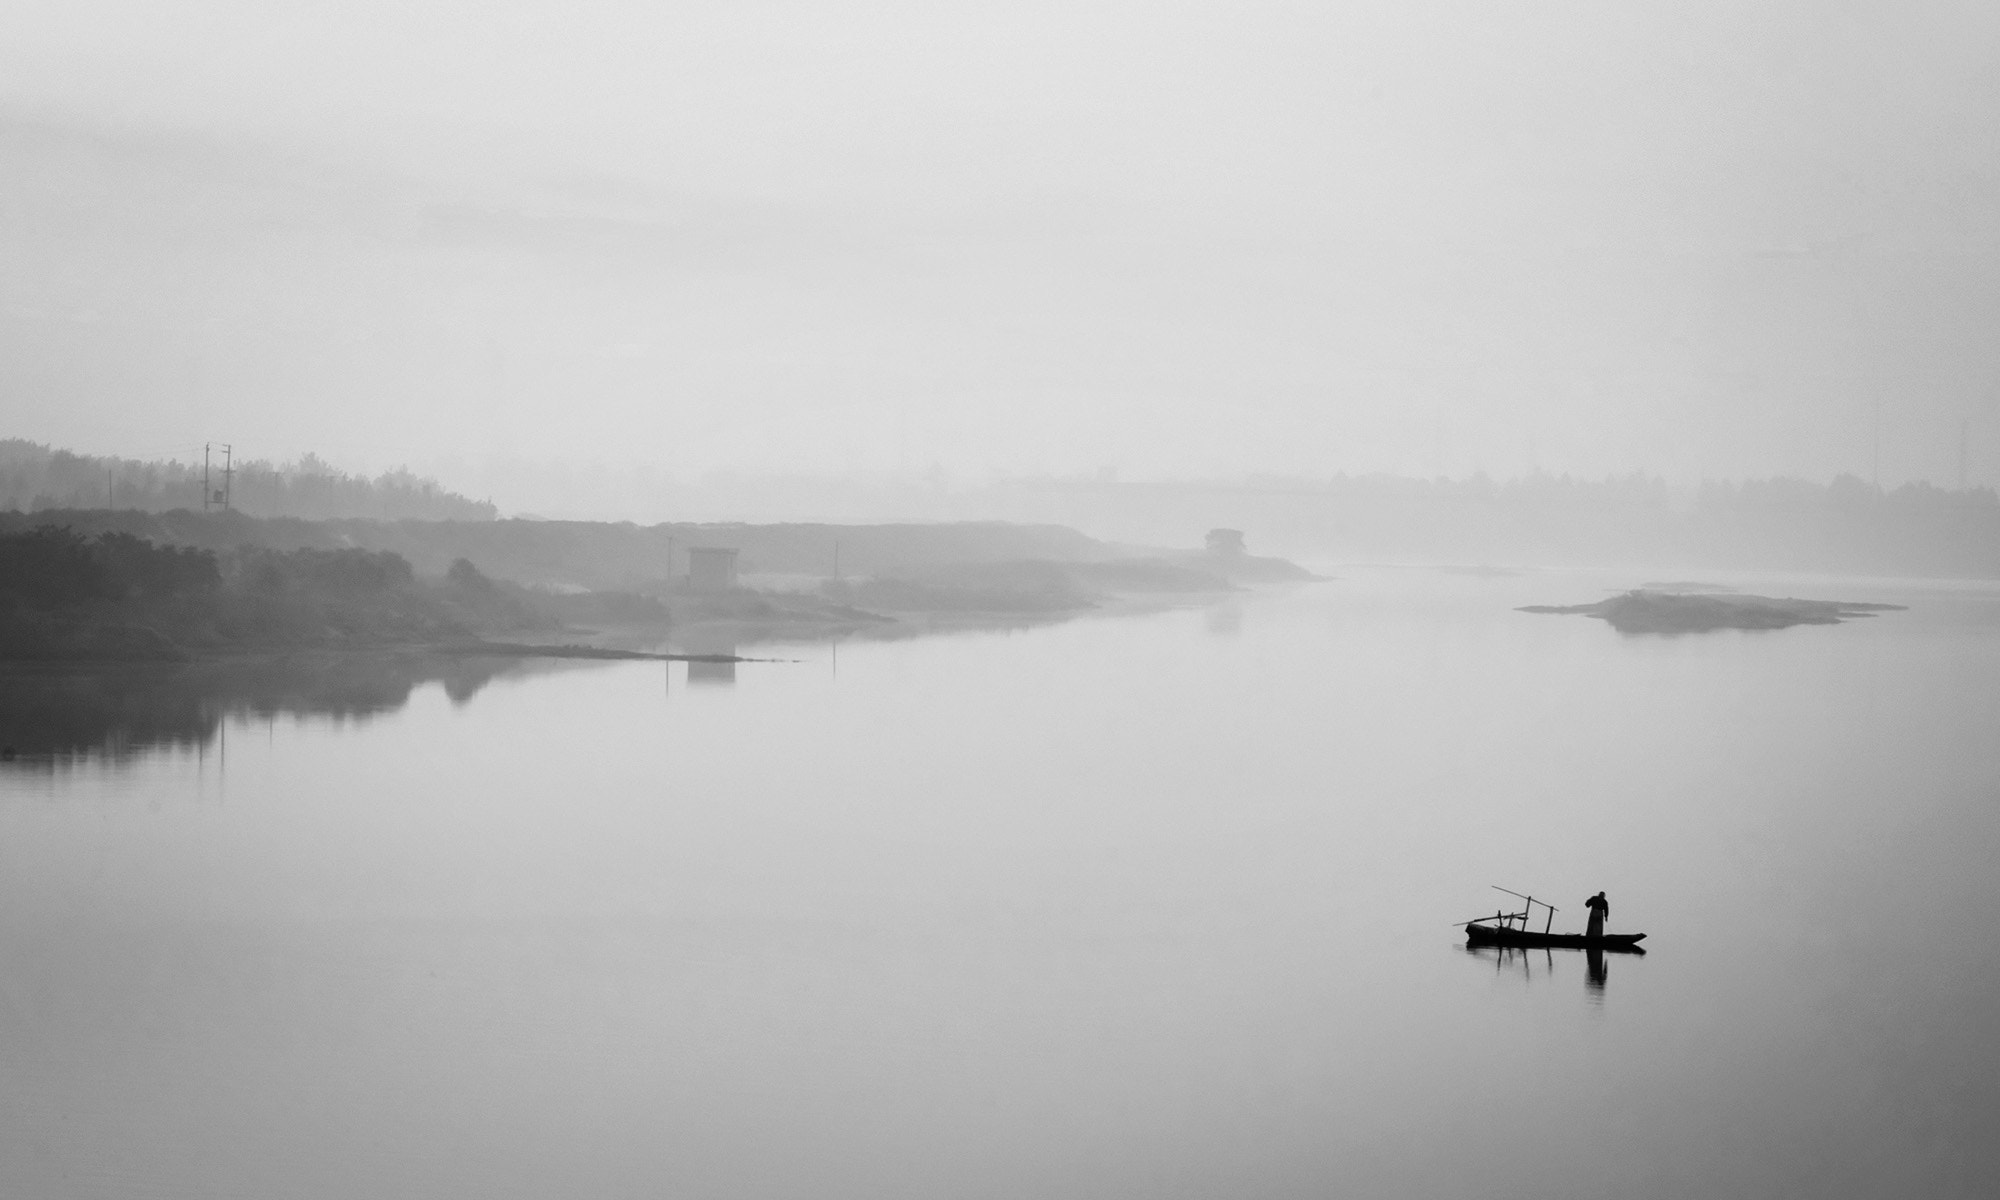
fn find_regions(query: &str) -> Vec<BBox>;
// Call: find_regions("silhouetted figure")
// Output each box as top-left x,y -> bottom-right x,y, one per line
1584,892 -> 1609,939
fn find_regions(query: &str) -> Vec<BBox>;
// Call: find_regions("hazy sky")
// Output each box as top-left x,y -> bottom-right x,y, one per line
4,1 -> 1999,485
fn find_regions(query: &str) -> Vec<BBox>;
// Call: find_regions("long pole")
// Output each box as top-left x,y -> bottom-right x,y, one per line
1492,885 -> 1559,931
203,444 -> 211,512
221,444 -> 233,511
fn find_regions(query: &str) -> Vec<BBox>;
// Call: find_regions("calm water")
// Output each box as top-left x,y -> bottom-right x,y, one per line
3,568 -> 1998,1199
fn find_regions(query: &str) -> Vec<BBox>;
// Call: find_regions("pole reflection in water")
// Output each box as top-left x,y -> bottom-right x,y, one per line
1464,943 -> 1620,1000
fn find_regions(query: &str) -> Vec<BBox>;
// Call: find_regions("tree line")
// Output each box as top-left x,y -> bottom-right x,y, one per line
0,525 -> 674,661
0,441 -> 497,522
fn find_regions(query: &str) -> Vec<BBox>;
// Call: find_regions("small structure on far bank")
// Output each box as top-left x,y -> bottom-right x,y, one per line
686,546 -> 740,592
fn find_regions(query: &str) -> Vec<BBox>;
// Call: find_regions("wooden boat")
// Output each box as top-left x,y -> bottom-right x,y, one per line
1460,886 -> 1648,954
1465,922 -> 1647,953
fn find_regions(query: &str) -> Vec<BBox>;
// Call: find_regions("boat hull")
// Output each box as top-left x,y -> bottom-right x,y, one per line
1466,924 -> 1647,953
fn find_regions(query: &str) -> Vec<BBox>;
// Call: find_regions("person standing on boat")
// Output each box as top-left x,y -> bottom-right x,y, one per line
1584,892 -> 1609,939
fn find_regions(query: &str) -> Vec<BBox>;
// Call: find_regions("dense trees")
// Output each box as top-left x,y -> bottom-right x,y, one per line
0,528 -> 457,656
0,527 -> 218,609
0,440 -> 496,521
0,527 -> 616,659
237,547 -> 416,596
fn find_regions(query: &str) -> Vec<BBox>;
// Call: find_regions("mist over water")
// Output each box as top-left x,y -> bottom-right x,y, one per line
9,6 -> 2000,1193
3,569 -> 1996,1198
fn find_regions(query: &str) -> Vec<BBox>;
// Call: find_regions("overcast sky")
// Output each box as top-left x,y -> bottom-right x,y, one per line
4,1 -> 1998,486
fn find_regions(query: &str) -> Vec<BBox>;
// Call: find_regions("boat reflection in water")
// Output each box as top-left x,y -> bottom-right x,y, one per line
1464,943 -> 1621,998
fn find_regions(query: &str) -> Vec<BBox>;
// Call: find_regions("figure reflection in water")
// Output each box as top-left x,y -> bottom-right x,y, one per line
1584,891 -> 1609,939
1585,946 -> 1608,992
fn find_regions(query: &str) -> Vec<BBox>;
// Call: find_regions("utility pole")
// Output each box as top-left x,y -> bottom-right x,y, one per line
203,443 -> 234,511
107,467 -> 113,510
1960,418 -> 1970,492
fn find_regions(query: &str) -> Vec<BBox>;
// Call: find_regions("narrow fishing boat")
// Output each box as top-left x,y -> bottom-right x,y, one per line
1465,923 -> 1647,951
1460,886 -> 1648,953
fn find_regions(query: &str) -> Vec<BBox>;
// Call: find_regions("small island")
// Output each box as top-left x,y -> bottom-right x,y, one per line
1520,588 -> 1906,633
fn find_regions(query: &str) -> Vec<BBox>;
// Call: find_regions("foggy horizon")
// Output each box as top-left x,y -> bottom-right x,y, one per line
9,2 -> 2000,490
17,430 -> 2000,546
17,432 -> 2000,496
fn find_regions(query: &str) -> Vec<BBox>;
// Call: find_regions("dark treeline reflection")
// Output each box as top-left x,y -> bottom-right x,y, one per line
0,655 -> 527,768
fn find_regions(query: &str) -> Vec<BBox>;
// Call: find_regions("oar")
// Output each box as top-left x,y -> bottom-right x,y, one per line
1454,912 -> 1526,927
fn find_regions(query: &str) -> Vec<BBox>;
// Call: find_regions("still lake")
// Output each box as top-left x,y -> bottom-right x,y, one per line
3,567 -> 1998,1199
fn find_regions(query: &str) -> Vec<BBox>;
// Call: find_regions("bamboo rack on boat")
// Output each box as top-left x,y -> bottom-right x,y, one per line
1458,886 -> 1648,953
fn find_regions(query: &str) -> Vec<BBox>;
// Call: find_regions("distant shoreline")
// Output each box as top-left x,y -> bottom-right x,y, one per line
2,514 -> 1312,664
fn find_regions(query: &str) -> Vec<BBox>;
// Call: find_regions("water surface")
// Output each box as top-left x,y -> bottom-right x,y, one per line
3,568 -> 1997,1198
